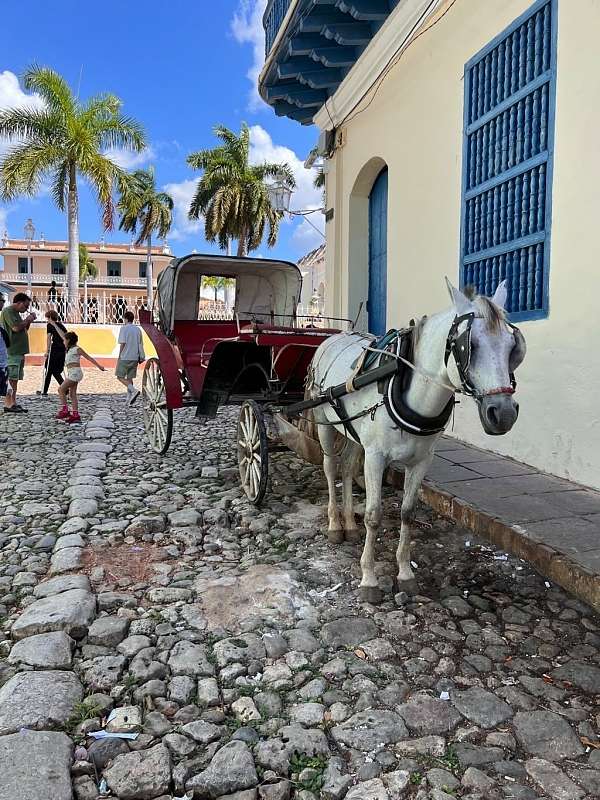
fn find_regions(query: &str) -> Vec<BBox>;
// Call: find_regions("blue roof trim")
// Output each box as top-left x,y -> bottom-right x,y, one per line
260,0 -> 398,124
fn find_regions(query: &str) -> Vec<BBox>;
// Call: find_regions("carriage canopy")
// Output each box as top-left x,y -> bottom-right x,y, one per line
156,254 -> 302,334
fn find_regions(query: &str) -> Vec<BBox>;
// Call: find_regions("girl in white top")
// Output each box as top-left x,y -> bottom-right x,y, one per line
49,327 -> 105,423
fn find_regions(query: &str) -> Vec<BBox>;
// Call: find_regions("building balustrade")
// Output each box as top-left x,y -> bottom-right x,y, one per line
0,272 -> 148,288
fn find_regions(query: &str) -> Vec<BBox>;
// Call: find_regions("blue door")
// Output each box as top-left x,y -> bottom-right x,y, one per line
368,167 -> 388,335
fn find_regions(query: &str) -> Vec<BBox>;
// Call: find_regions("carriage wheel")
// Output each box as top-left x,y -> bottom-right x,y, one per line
237,400 -> 268,505
142,358 -> 173,455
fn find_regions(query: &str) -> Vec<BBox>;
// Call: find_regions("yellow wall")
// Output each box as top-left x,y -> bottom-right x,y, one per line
28,323 -> 157,360
326,0 -> 600,489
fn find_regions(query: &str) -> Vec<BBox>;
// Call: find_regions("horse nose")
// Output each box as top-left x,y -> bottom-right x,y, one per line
480,394 -> 519,435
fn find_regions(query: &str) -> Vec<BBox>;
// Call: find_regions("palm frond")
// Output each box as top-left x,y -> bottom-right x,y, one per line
23,65 -> 74,116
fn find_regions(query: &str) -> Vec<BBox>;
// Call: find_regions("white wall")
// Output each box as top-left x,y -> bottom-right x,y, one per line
324,0 -> 600,489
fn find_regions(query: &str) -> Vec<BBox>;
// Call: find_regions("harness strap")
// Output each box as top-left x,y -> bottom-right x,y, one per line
326,388 -> 362,444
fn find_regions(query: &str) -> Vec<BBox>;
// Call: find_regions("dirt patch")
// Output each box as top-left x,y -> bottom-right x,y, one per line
195,564 -> 316,632
80,543 -> 166,587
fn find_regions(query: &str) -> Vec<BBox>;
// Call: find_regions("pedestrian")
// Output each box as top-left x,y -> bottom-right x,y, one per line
0,295 -> 9,402
48,327 -> 105,423
115,310 -> 145,405
42,310 -> 67,395
0,292 -> 36,414
48,280 -> 58,305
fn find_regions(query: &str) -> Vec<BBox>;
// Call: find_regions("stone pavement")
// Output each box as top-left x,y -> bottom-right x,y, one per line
1,368 -> 600,800
419,440 -> 600,614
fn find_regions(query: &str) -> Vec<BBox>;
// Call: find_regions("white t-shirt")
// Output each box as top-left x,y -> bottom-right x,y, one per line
118,323 -> 144,362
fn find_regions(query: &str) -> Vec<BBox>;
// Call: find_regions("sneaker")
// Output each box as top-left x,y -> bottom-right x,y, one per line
67,412 -> 81,424
13,404 -> 28,413
56,406 -> 70,420
128,389 -> 141,406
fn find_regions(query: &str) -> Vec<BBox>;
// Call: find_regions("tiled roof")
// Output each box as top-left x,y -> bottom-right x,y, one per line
0,238 -> 171,256
297,243 -> 325,267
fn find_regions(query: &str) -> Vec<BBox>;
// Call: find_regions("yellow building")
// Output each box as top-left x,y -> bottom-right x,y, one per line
0,232 -> 173,322
259,0 -> 600,490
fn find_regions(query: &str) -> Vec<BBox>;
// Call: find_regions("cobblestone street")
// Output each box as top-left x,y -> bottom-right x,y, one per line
1,369 -> 600,800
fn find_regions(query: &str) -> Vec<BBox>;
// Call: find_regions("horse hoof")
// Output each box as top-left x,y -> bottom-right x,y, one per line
359,585 -> 383,604
396,578 -> 418,596
327,530 -> 345,544
344,528 -> 361,543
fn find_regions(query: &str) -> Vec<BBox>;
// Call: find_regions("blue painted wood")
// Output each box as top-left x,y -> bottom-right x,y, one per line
459,0 -> 556,322
368,168 -> 388,336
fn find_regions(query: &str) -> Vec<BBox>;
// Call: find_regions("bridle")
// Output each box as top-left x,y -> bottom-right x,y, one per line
444,312 -> 522,402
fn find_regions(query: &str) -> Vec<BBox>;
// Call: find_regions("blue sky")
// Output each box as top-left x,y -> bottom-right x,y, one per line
0,0 -> 324,266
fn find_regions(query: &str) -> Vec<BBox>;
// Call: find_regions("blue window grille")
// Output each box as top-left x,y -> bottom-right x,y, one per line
460,0 -> 557,321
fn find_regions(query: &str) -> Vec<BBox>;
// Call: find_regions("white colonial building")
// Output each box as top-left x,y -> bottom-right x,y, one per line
260,0 -> 600,490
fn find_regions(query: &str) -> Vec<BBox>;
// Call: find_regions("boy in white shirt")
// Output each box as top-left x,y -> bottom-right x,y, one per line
115,311 -> 145,405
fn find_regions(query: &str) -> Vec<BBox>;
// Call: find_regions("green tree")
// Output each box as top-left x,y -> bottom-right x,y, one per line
61,242 -> 98,281
187,123 -> 295,257
201,275 -> 234,303
0,65 -> 145,304
117,167 -> 173,305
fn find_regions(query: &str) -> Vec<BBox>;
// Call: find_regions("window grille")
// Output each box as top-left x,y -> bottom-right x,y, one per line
18,257 -> 28,274
51,258 -> 65,275
107,260 -> 121,277
460,0 -> 556,321
139,261 -> 147,279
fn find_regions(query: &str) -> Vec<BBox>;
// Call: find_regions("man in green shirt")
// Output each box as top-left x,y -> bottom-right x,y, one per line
0,292 -> 36,413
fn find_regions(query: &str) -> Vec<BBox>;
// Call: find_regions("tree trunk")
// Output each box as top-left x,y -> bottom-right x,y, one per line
236,227 -> 248,257
146,234 -> 153,307
67,163 -> 80,318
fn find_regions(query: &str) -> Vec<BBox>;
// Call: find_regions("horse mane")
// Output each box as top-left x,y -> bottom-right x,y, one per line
463,286 -> 506,333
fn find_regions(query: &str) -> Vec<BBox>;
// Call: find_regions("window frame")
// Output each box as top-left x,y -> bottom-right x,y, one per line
459,0 -> 558,322
107,260 -> 122,278
51,258 -> 65,276
18,256 -> 29,274
139,261 -> 147,279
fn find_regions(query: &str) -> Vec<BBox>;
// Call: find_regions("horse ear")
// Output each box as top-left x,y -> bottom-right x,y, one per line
492,280 -> 508,310
445,277 -> 473,316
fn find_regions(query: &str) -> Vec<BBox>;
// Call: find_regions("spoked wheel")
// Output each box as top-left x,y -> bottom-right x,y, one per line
237,400 -> 268,505
142,358 -> 173,455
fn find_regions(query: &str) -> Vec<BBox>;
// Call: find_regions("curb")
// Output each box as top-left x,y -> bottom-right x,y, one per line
416,478 -> 600,614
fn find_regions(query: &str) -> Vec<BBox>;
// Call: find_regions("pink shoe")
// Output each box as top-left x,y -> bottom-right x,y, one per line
67,412 -> 81,424
56,406 -> 70,419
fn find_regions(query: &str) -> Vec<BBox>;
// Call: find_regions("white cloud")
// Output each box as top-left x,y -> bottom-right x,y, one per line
292,217 -> 326,250
0,207 -> 9,236
231,0 -> 269,112
0,70 -> 45,112
250,125 -> 325,223
162,178 -> 203,241
104,145 -> 155,170
0,71 -> 45,158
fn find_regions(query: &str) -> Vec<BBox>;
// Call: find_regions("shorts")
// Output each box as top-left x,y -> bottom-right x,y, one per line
66,367 -> 84,383
0,366 -> 7,396
115,359 -> 138,380
7,354 -> 25,381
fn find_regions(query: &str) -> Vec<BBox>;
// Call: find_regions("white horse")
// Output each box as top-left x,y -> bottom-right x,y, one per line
309,279 -> 526,603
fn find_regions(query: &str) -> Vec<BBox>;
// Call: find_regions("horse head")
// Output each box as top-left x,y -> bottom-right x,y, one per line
445,279 -> 526,436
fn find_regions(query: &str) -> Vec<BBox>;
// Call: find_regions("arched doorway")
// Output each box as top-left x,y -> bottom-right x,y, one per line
368,167 -> 388,335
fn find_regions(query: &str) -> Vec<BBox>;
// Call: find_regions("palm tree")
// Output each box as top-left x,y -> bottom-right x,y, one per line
62,243 -> 98,322
117,167 -> 173,306
0,65 -> 145,305
202,275 -> 234,303
187,123 -> 295,257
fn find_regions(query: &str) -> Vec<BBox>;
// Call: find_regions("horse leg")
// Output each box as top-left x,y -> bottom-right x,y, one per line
341,443 -> 361,543
396,456 -> 432,596
359,450 -> 386,604
318,425 -> 344,544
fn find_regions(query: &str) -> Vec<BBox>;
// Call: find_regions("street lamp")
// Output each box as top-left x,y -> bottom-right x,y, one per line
267,176 -> 324,240
24,218 -> 35,296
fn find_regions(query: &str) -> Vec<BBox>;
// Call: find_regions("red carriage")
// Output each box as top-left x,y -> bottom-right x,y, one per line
139,254 -> 351,504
